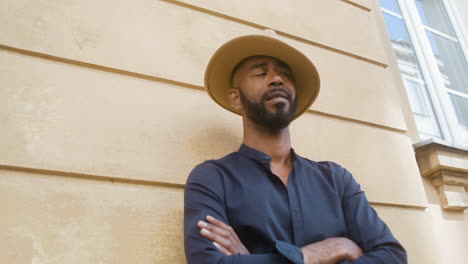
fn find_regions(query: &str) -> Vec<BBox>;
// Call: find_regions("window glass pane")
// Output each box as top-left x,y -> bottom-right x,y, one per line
414,0 -> 456,36
404,78 -> 442,138
405,79 -> 427,115
382,13 -> 443,138
425,30 -> 468,94
449,94 -> 468,143
378,0 -> 402,14
383,14 -> 412,46
383,14 -> 418,66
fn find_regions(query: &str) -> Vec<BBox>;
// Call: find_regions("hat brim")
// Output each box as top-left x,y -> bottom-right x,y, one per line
204,34 -> 320,119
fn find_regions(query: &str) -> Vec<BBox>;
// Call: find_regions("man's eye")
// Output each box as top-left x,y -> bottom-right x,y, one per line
255,72 -> 266,77
281,72 -> 290,78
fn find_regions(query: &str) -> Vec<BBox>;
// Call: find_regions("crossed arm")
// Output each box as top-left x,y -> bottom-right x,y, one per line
197,215 -> 363,264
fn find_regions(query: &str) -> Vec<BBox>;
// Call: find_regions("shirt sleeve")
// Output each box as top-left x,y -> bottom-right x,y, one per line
336,164 -> 407,264
184,162 -> 304,264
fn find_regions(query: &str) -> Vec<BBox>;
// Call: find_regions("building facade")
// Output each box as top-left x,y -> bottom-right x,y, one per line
0,0 -> 466,263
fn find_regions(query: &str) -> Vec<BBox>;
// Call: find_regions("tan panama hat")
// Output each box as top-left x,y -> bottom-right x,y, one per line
204,29 -> 320,119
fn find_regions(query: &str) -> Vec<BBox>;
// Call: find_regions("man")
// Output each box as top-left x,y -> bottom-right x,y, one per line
184,30 -> 407,264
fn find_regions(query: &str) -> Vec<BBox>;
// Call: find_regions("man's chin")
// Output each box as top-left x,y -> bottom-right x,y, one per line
264,112 -> 295,129
265,102 -> 290,113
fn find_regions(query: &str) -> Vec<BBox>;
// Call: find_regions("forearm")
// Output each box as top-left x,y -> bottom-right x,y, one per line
301,238 -> 362,264
340,243 -> 407,264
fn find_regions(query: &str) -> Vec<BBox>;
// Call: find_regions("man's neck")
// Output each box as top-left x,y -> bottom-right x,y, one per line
242,118 -> 292,166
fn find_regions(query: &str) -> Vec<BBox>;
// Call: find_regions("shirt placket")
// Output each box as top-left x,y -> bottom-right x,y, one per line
258,151 -> 304,247
287,165 -> 305,246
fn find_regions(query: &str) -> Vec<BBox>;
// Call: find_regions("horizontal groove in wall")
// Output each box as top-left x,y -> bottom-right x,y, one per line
370,201 -> 427,210
0,164 -> 185,190
0,164 -> 427,209
306,110 -> 408,134
162,0 -> 387,68
340,0 -> 371,11
0,44 -> 403,133
278,31 -> 386,68
0,44 -> 203,92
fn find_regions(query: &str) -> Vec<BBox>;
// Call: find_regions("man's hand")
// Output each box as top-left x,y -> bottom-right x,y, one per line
301,237 -> 363,264
197,215 -> 250,256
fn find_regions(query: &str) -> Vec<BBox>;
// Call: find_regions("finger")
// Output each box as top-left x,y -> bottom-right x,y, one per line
206,216 -> 243,242
213,242 -> 232,256
197,220 -> 232,239
198,220 -> 231,239
206,215 -> 233,232
197,220 -> 208,229
200,228 -> 231,249
199,220 -> 239,253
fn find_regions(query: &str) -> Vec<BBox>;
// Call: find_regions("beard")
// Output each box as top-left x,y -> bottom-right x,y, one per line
239,88 -> 297,132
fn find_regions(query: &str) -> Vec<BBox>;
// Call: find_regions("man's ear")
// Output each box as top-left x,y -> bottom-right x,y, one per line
228,89 -> 242,110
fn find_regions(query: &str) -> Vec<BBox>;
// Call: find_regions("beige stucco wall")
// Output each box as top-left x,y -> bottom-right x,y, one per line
0,0 -> 466,263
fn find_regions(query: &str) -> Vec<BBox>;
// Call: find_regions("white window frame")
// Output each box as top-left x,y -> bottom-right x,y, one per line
381,0 -> 468,148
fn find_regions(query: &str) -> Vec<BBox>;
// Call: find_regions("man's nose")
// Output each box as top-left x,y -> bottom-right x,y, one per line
269,72 -> 284,86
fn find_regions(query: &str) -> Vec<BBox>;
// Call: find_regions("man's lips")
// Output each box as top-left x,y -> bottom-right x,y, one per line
267,97 -> 289,105
264,89 -> 290,101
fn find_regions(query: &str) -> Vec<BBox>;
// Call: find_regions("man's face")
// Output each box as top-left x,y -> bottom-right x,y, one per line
231,56 -> 297,131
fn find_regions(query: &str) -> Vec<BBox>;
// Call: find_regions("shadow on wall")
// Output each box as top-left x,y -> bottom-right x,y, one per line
186,123 -> 242,162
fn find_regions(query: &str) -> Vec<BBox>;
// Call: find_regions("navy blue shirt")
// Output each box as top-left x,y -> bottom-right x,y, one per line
184,144 -> 407,263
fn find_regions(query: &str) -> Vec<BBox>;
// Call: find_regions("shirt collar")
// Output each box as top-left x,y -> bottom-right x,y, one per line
238,144 -> 297,164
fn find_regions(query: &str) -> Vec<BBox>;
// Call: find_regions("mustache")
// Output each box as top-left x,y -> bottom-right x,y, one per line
261,87 -> 292,101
